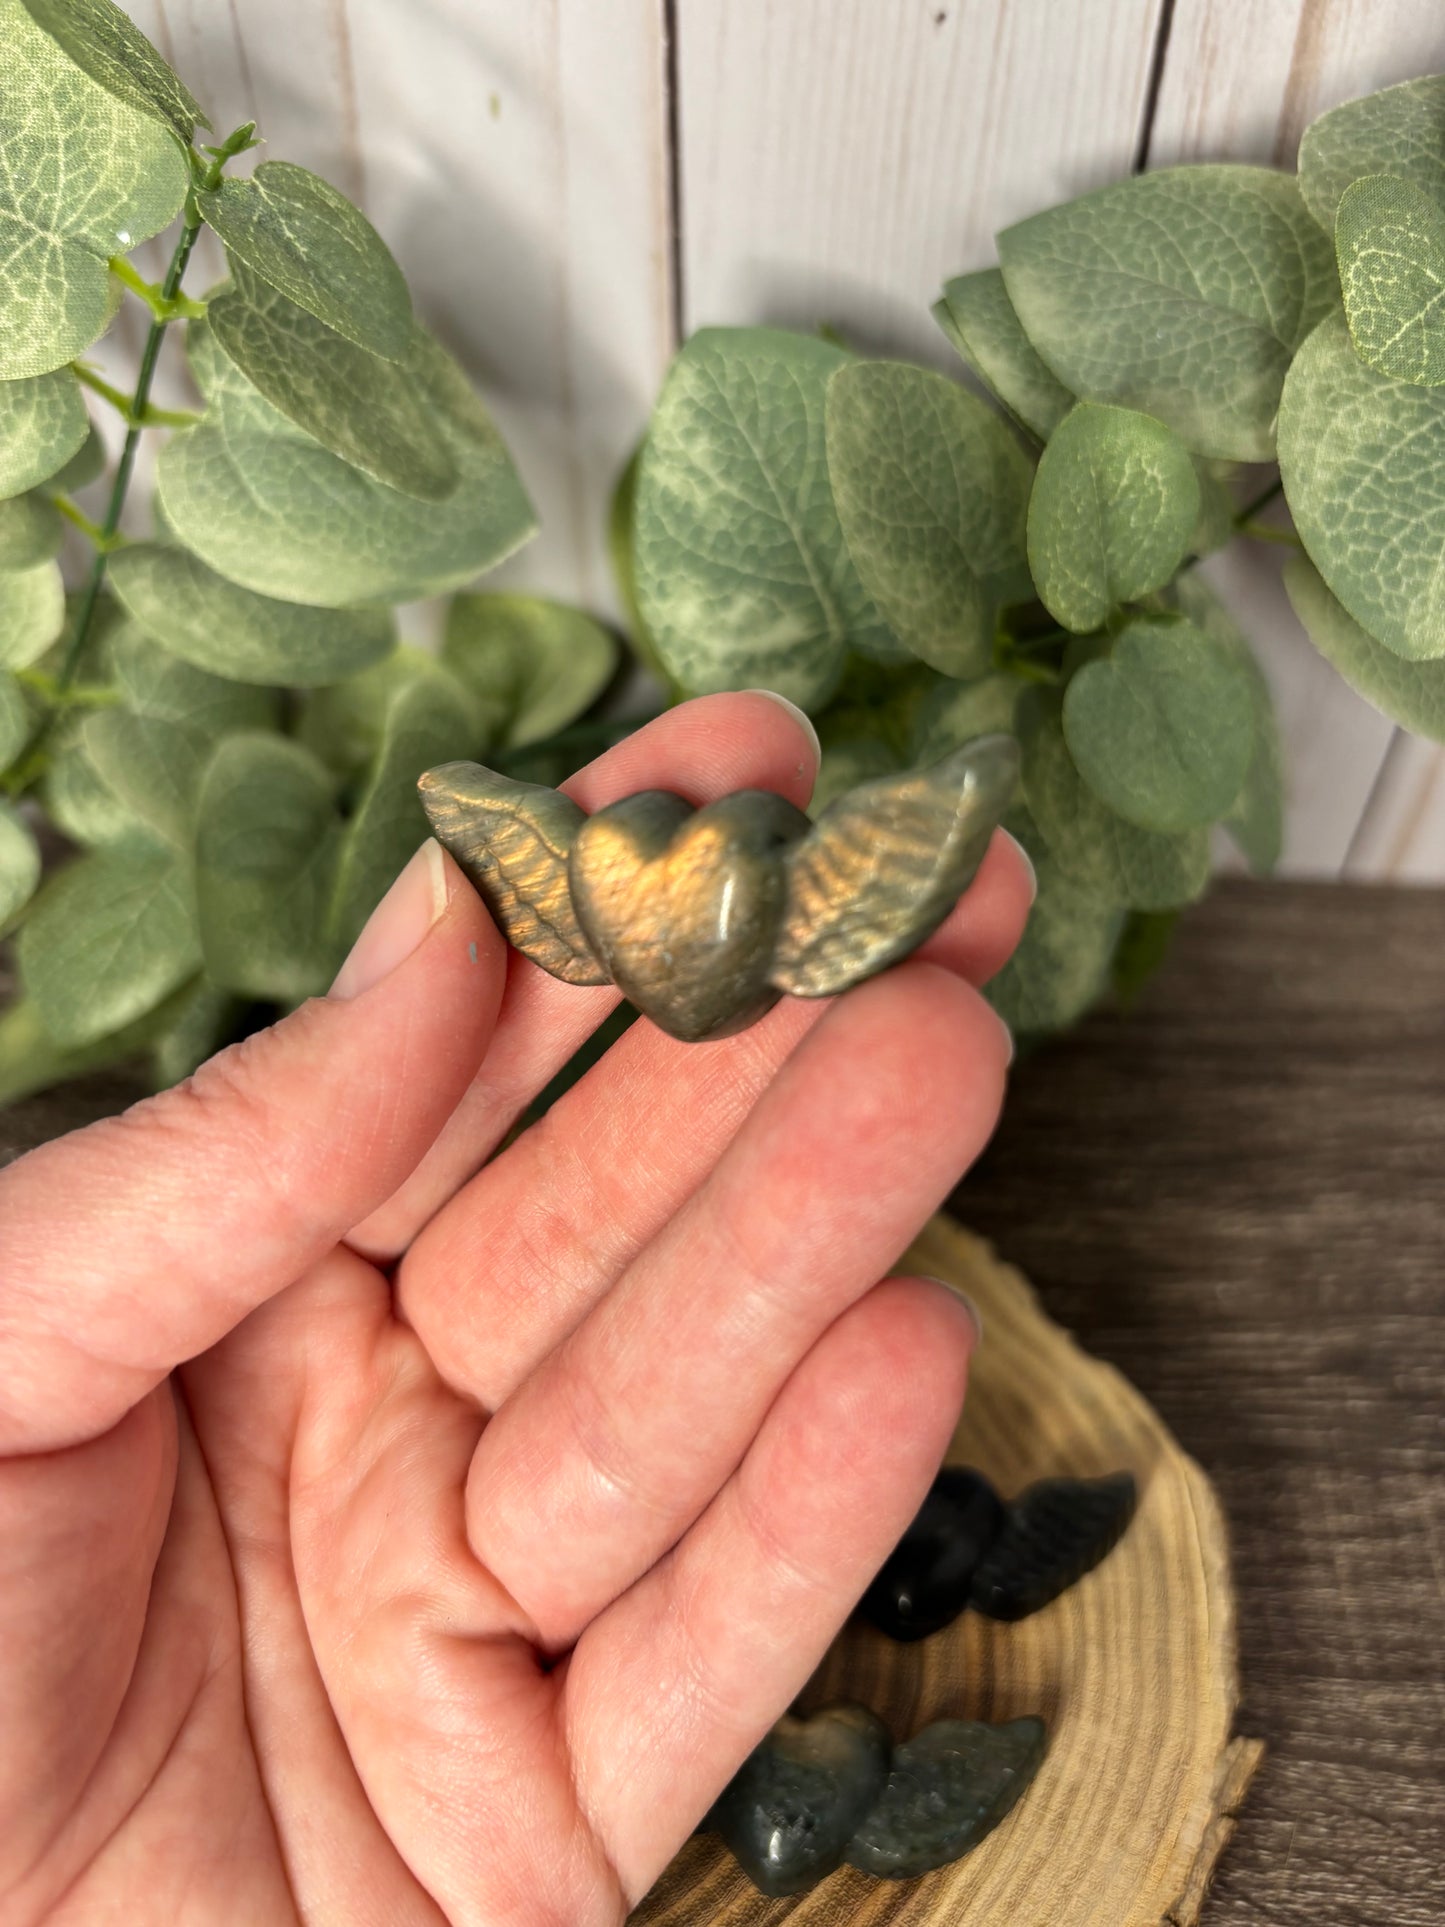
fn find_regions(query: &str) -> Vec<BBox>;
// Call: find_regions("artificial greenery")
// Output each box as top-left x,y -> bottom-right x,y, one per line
621,72 -> 1445,1037
2,9 -> 1444,1097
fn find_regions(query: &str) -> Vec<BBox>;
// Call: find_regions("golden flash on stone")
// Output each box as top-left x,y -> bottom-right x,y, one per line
418,734 -> 1020,1043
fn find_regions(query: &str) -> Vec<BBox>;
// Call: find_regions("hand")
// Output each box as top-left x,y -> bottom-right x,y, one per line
0,694 -> 1031,1927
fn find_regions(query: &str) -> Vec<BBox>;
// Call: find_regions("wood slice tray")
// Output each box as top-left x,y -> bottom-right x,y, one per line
635,1215 -> 1262,1926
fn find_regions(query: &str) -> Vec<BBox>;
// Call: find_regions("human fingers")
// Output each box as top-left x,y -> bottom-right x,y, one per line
0,844 -> 502,1455
465,961 -> 1010,1647
562,1274 -> 976,1902
345,691 -> 822,1263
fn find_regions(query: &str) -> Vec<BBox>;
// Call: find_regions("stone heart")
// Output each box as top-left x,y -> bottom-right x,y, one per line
970,1471 -> 1139,1621
568,789 -> 811,1042
858,1465 -> 1005,1642
846,1716 -> 1048,1879
710,1703 -> 891,1897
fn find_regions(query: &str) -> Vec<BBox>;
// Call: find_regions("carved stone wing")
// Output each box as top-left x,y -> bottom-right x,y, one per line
417,761 -> 611,985
770,735 -> 1021,998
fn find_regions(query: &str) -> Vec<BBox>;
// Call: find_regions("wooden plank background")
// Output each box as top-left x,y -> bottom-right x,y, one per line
109,0 -> 1445,878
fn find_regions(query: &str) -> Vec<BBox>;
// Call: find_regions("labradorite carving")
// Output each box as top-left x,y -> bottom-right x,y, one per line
417,734 -> 1019,1043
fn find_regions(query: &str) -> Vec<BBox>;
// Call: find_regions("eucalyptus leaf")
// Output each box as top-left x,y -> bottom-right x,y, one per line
1191,459 -> 1237,556
608,445 -> 671,683
18,845 -> 201,1046
1019,687 -> 1211,910
109,621 -> 280,735
1336,175 -> 1445,387
0,0 -> 190,378
1173,573 -> 1283,872
443,594 -> 618,750
52,421 -> 106,492
42,718 -> 159,852
1026,403 -> 1200,632
108,541 -> 395,684
985,855 -> 1123,1035
810,733 -> 902,816
1284,553 -> 1445,743
82,707 -> 211,849
0,559 -> 65,666
293,647 -> 441,780
826,360 -> 1033,676
194,732 -> 343,1001
0,671 -> 33,764
998,166 -> 1338,461
1299,74 -> 1445,231
0,799 -> 41,928
158,324 -> 536,607
911,673 -> 1019,765
1278,309 -> 1445,661
208,263 -> 460,500
632,328 -> 898,709
1063,615 -> 1255,832
197,161 -> 412,361
933,268 -> 1073,440
149,977 -> 240,1089
20,0 -> 207,138
0,369 -> 89,498
0,983 -> 195,1107
0,492 -> 63,569
326,667 -> 479,954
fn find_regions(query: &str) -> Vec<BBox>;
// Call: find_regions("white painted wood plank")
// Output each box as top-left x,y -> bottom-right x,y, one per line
676,0 -> 1166,362
1151,1 -> 1445,880
92,1 -> 676,616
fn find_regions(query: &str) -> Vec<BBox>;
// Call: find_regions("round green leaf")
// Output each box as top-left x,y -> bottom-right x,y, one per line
1062,615 -> 1255,832
293,648 -> 437,780
1299,74 -> 1445,231
998,166 -> 1338,461
208,263 -> 459,500
0,0 -> 189,378
194,732 -> 343,1001
1019,687 -> 1210,910
985,854 -> 1123,1035
325,667 -> 480,955
1336,174 -> 1445,387
1191,459 -> 1237,557
1285,553 -> 1445,744
107,621 -> 280,735
826,360 -> 1033,677
932,268 -> 1072,441
197,161 -> 412,362
0,671 -> 32,765
911,673 -> 1019,765
0,981 -> 196,1106
0,492 -> 63,569
0,799 -> 41,928
19,0 -> 207,139
1026,403 -> 1200,632
633,328 -> 898,709
150,977 -> 239,1088
1173,573 -> 1283,873
82,707 -> 211,849
1279,309 -> 1445,661
157,324 -> 536,607
443,593 -> 619,750
0,559 -> 65,666
0,369 -> 90,498
108,541 -> 395,685
608,444 -> 671,684
18,845 -> 201,1046
51,421 -> 106,493
42,718 -> 158,852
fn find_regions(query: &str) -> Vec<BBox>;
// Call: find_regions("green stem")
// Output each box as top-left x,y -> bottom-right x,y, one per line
71,361 -> 200,428
47,493 -> 124,550
1237,519 -> 1303,549
58,215 -> 204,698
106,253 -> 207,323
1233,475 -> 1284,526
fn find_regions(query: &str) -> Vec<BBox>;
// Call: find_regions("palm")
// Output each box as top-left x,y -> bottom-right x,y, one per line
1,697 -> 1028,1926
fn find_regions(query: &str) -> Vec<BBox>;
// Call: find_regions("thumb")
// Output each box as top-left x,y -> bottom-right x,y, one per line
0,843 -> 504,1455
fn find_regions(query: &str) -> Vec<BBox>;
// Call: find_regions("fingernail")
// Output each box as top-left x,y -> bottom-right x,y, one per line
1001,829 -> 1038,905
921,1278 -> 984,1347
330,840 -> 451,1000
742,688 -> 822,770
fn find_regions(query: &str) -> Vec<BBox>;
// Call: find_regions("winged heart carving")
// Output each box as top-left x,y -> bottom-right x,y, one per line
417,735 -> 1019,1043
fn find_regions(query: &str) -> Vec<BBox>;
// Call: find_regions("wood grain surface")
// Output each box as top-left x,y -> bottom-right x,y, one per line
636,1214 -> 1258,1926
